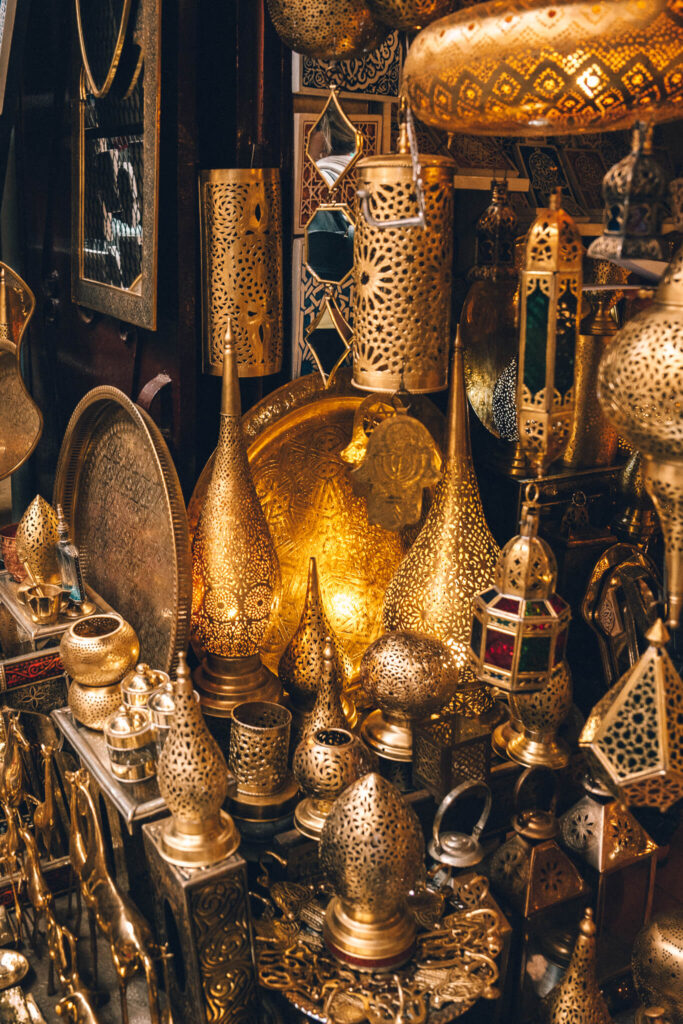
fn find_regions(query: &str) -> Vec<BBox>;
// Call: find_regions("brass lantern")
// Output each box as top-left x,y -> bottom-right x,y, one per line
542,908 -> 611,1024
597,242 -> 683,628
469,485 -> 571,695
579,619 -> 683,812
517,190 -> 583,477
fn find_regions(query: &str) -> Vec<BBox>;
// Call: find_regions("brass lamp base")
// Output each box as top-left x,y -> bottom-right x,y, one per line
194,653 -> 282,717
361,709 -> 413,763
229,775 -> 300,825
294,796 -> 334,841
159,810 -> 240,868
491,715 -> 522,760
507,729 -> 570,770
323,897 -> 416,972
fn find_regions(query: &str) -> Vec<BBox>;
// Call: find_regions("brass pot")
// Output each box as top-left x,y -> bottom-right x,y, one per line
266,0 -> 388,60
366,0 -> 456,30
68,680 -> 124,731
0,525 -> 26,583
293,727 -> 372,839
60,613 -> 140,687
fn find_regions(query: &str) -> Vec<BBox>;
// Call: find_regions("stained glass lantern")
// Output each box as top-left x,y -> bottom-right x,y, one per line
517,189 -> 583,477
470,485 -> 571,695
579,619 -> 683,813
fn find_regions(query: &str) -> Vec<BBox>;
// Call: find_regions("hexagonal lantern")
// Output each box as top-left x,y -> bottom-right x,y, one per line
579,619 -> 683,813
469,485 -> 571,695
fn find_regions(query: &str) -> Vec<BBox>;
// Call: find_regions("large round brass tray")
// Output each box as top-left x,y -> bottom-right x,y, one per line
53,387 -> 191,674
188,373 -> 443,675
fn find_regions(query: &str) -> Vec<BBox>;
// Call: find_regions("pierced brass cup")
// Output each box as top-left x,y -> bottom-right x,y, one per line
293,727 -> 372,840
227,701 -> 298,823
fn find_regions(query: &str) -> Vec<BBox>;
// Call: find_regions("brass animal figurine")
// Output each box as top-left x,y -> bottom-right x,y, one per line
66,769 -> 99,987
0,802 -> 25,943
27,744 -> 57,858
18,820 -> 53,948
0,709 -> 30,808
67,769 -> 162,1024
45,906 -> 102,1023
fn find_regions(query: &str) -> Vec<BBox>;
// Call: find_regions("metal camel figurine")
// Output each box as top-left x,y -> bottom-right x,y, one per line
0,802 -> 25,943
67,769 -> 163,1024
0,709 -> 31,808
18,820 -> 53,949
27,743 -> 58,858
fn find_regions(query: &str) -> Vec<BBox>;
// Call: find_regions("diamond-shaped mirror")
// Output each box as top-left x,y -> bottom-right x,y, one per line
303,294 -> 352,389
304,204 -> 355,286
306,88 -> 363,193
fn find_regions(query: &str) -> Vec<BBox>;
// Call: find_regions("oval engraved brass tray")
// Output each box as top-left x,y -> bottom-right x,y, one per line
188,373 -> 443,675
54,387 -> 191,674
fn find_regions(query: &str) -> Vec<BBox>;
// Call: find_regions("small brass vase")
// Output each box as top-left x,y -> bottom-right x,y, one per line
292,727 -> 372,840
360,630 -> 459,762
15,495 -> 60,584
320,772 -> 425,971
191,325 -> 282,716
227,701 -> 298,825
157,653 -> 240,867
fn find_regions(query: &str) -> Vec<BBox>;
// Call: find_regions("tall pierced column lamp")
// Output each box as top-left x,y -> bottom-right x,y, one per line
191,325 -> 282,717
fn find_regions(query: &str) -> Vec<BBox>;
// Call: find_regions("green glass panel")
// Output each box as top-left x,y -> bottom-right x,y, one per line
518,634 -> 552,672
524,282 -> 549,394
524,601 -> 547,617
555,284 -> 578,394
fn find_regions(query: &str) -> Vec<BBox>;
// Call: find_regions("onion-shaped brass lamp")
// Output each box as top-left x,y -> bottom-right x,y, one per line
293,727 -> 373,840
597,243 -> 683,628
265,0 -> 388,60
507,661 -> 573,769
469,485 -> 571,695
461,180 -> 519,439
579,619 -> 683,812
633,913 -> 683,1024
403,0 -> 683,137
191,325 -> 282,715
516,190 -> 583,477
360,630 -> 459,762
587,123 -> 668,263
488,768 -> 588,918
320,772 -> 425,970
382,332 -> 500,690
157,653 -> 239,867
542,908 -> 611,1024
15,495 -> 60,584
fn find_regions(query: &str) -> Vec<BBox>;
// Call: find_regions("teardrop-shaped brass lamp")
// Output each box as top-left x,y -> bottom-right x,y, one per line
382,332 -> 500,689
266,0 -> 388,60
543,908 -> 611,1024
157,653 -> 240,866
15,495 -> 60,585
403,0 -> 683,137
191,325 -> 282,716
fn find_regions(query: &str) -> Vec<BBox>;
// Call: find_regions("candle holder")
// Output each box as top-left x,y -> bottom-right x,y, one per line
293,727 -> 372,840
104,705 -> 156,784
227,701 -> 298,830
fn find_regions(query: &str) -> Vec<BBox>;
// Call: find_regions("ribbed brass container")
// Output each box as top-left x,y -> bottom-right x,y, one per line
199,169 -> 283,378
352,151 -> 455,394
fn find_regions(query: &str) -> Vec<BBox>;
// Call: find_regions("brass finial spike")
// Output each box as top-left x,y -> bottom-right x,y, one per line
220,321 -> 242,418
174,651 -> 193,694
645,619 -> 670,648
323,635 -> 336,671
544,905 -> 611,1024
549,187 -> 562,211
446,328 -> 471,463
579,906 -> 597,937
307,556 -> 321,607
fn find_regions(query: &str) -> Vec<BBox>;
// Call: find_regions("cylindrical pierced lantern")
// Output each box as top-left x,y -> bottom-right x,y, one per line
199,169 -> 283,378
352,151 -> 455,393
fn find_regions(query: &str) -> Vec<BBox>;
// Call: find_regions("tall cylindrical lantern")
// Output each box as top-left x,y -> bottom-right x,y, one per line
199,169 -> 283,377
518,189 -> 583,477
352,143 -> 455,393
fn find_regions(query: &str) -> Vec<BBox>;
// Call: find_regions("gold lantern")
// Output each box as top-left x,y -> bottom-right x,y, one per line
382,332 -> 500,689
366,0 -> 457,31
633,913 -> 683,1024
542,908 -> 611,1024
579,619 -> 683,812
403,0 -> 683,137
461,179 -> 519,439
587,123 -> 668,263
508,661 -> 573,769
469,485 -> 571,695
156,653 -> 240,867
517,190 -> 583,478
319,772 -> 425,970
191,326 -> 282,716
15,495 -> 60,585
199,169 -> 283,377
352,125 -> 455,394
597,242 -> 683,628
359,630 -> 459,762
265,0 -> 388,60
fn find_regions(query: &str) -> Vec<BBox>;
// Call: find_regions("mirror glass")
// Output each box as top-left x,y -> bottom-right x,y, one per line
306,90 -> 362,191
76,0 -> 131,95
303,297 -> 352,387
304,205 -> 354,286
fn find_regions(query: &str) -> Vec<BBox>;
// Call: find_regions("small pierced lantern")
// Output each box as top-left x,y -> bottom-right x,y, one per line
470,486 -> 571,695
517,189 -> 583,476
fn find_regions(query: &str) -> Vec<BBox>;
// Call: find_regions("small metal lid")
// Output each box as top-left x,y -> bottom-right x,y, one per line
104,705 -> 153,749
148,681 -> 175,716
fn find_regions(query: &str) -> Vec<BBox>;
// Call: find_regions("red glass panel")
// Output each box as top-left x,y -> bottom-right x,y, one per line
547,593 -> 569,615
484,628 -> 515,670
495,596 -> 520,614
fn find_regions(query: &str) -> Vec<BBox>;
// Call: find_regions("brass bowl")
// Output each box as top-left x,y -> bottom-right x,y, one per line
0,524 -> 26,583
266,0 -> 388,60
60,612 -> 140,687
68,680 -> 124,731
0,949 -> 29,990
